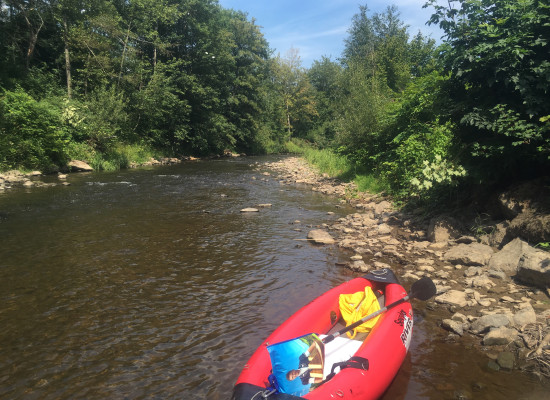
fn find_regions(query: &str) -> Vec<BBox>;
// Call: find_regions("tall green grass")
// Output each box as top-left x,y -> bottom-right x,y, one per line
285,140 -> 388,196
66,142 -> 162,171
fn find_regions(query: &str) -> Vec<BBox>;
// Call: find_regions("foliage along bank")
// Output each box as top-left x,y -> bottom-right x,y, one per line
0,0 -> 280,172
304,0 -> 549,204
1,0 -> 549,207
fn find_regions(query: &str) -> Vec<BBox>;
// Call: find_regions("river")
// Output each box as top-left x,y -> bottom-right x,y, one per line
0,157 -> 547,399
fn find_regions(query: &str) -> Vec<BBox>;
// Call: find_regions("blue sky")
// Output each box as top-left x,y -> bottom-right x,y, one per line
217,0 -> 444,68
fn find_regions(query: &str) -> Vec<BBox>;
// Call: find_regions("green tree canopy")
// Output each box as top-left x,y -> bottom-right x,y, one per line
426,0 -> 550,181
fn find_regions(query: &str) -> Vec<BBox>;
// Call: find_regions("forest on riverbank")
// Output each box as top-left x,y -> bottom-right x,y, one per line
1,0 -> 549,204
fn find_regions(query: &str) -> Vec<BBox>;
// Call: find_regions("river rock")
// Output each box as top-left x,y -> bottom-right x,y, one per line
444,243 -> 494,266
487,269 -> 507,280
377,223 -> 392,235
435,290 -> 468,308
428,215 -> 462,243
497,352 -> 515,370
349,260 -> 369,272
487,238 -> 533,273
482,327 -> 518,346
484,221 -> 510,248
516,249 -> 550,289
307,229 -> 336,245
471,314 -> 510,334
466,274 -> 496,288
68,160 -> 93,171
513,304 -> 537,326
373,200 -> 392,217
442,318 -> 465,336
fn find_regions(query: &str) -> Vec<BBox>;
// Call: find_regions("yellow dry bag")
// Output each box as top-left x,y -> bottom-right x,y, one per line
339,286 -> 381,339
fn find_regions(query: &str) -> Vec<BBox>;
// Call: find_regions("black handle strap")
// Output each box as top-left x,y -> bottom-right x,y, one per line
323,356 -> 369,383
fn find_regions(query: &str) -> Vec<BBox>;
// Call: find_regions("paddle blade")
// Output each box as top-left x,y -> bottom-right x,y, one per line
409,276 -> 436,301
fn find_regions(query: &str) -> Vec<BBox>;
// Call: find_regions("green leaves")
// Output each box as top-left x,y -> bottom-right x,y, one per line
0,88 -> 71,171
426,0 -> 550,181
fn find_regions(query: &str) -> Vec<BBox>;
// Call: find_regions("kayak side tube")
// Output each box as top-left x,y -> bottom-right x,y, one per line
233,277 -> 413,400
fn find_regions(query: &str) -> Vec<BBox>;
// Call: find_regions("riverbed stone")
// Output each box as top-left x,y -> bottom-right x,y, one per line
516,249 -> 550,289
471,314 -> 510,334
377,223 -> 392,235
349,260 -> 369,272
373,200 -> 392,217
464,266 -> 481,277
444,243 -> 494,266
68,160 -> 93,171
435,290 -> 469,308
482,327 -> 518,346
466,274 -> 496,288
307,229 -> 336,245
442,318 -> 465,336
497,352 -> 515,370
487,238 -> 532,273
428,215 -> 462,243
513,304 -> 537,326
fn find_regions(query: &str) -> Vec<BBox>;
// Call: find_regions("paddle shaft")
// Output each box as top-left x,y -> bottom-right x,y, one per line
323,294 -> 410,344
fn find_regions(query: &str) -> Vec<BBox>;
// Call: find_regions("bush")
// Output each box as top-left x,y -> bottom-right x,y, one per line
0,88 -> 70,172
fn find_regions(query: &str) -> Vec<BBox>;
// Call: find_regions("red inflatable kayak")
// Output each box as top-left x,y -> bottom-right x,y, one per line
232,269 -> 417,400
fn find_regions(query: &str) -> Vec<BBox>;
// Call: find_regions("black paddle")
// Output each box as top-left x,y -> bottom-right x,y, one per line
323,276 -> 436,344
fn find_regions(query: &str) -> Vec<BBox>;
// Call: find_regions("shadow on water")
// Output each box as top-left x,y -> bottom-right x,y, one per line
0,156 -> 548,399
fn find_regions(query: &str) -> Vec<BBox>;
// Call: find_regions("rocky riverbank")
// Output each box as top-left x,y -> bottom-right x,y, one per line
0,158 -> 184,191
259,156 -> 550,380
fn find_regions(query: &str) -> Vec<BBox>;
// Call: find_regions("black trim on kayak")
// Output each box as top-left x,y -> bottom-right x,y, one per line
232,383 -> 306,400
362,268 -> 400,285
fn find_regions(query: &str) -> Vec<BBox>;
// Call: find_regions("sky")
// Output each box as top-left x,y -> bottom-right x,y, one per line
217,0 -> 444,68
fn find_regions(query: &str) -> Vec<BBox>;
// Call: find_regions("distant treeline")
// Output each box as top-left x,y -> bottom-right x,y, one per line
1,1 -> 548,201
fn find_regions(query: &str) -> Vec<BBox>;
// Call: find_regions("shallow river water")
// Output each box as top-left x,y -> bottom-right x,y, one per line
0,157 -> 548,399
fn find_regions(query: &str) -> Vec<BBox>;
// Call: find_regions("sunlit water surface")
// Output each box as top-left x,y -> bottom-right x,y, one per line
0,157 -> 547,399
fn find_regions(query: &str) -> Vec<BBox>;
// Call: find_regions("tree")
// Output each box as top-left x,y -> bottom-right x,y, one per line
271,48 -> 318,139
221,9 -> 270,153
307,56 -> 343,145
425,0 -> 550,182
342,5 -> 412,92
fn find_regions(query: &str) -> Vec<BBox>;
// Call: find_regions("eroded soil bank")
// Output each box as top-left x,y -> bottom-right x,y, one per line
258,156 -> 550,382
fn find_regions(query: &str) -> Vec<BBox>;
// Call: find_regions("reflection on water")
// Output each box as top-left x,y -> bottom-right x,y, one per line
0,158 -> 352,399
0,157 -> 548,399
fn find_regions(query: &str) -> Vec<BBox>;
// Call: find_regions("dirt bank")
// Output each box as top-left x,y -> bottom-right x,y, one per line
259,156 -> 550,380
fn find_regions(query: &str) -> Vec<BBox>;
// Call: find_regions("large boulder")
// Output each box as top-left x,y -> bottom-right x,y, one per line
444,242 -> 494,266
496,179 -> 550,244
68,160 -> 93,172
507,211 -> 550,244
516,249 -> 550,289
487,238 -> 533,273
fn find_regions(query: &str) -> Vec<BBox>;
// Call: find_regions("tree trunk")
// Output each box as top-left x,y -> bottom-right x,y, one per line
84,53 -> 90,97
118,25 -> 131,88
63,18 -> 72,99
22,10 -> 43,70
153,46 -> 157,73
286,99 -> 292,137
